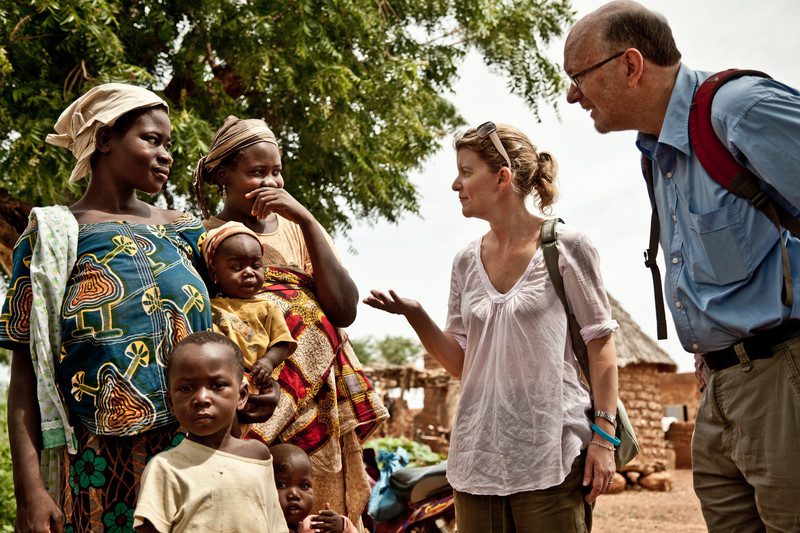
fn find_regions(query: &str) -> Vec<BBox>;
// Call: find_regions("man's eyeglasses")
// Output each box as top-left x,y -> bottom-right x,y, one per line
567,51 -> 624,89
476,121 -> 511,168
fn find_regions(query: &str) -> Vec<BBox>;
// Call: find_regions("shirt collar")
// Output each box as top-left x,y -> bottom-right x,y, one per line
636,63 -> 708,157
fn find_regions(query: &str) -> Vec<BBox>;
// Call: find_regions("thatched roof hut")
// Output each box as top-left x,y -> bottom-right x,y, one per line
609,294 -> 677,372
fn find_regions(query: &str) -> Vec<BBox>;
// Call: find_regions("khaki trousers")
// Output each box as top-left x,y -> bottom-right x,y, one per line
693,337 -> 800,532
453,454 -> 591,533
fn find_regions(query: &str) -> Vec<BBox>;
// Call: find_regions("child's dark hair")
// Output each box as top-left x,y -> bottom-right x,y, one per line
270,443 -> 310,473
167,331 -> 245,382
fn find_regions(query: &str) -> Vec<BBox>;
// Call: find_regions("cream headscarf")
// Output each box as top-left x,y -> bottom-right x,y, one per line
192,116 -> 279,218
45,83 -> 168,183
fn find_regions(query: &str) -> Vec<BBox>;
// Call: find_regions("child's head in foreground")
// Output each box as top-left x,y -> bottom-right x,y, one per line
167,331 -> 247,443
202,221 -> 265,299
271,443 -> 314,528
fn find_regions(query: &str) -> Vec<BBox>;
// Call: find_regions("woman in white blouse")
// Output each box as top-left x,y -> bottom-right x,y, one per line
365,122 -> 619,532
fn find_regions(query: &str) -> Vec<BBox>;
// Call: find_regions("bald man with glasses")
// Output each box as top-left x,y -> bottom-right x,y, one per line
564,1 -> 800,531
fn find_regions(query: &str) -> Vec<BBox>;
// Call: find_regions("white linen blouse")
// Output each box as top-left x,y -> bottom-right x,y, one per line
444,224 -> 618,495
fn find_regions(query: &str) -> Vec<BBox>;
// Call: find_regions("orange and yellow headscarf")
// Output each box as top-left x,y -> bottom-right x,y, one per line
202,221 -> 265,268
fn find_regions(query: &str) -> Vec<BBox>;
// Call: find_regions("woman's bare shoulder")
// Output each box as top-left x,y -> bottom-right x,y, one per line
150,206 -> 187,224
69,202 -> 187,225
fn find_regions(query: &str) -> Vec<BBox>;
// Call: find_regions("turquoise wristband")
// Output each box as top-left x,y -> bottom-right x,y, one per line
591,423 -> 620,447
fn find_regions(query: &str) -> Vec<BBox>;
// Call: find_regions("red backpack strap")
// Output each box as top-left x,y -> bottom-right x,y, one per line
688,69 -> 770,188
689,69 -> 798,307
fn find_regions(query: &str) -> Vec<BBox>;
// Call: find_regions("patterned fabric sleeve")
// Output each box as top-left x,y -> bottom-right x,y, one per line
174,213 -> 213,293
0,221 -> 39,348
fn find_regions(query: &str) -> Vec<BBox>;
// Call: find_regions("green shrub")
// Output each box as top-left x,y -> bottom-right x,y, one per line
364,436 -> 444,468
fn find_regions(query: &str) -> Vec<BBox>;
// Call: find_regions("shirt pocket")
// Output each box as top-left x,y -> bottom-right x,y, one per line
686,202 -> 752,285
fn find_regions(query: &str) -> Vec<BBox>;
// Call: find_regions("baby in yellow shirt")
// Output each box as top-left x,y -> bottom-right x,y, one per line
202,222 -> 297,409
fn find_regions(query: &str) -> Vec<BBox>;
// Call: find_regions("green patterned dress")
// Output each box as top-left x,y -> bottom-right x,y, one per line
0,212 -> 211,532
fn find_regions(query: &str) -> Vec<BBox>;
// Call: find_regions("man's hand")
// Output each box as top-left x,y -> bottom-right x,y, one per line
694,353 -> 706,392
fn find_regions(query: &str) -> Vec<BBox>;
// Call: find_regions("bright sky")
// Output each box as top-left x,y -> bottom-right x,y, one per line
335,0 -> 800,372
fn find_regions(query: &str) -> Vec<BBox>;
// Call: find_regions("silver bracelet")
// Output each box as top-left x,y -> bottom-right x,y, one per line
594,410 -> 617,428
589,440 -> 615,452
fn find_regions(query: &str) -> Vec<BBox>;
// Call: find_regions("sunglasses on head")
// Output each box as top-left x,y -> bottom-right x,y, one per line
476,121 -> 511,168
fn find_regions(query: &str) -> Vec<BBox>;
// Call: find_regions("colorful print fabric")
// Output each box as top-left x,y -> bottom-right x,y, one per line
248,266 -> 387,452
248,266 -> 387,525
0,213 -> 212,436
62,421 -> 184,533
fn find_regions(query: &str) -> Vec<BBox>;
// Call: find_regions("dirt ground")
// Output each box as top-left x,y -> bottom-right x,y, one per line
593,469 -> 705,532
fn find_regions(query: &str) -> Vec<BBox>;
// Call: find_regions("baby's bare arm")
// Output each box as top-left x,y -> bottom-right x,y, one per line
251,341 -> 292,387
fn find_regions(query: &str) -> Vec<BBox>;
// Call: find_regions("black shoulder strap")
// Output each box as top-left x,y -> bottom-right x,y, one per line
541,218 -> 592,384
641,156 -> 668,340
689,68 -> 798,307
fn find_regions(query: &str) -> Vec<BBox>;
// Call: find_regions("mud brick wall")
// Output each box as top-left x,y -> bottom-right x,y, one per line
665,421 -> 694,469
619,364 -> 671,468
659,372 -> 702,422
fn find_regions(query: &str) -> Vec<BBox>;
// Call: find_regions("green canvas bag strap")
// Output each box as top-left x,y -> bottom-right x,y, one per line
541,218 -> 592,383
541,218 -> 641,466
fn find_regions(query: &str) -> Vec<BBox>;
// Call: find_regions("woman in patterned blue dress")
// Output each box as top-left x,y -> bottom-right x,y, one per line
2,84 -> 212,532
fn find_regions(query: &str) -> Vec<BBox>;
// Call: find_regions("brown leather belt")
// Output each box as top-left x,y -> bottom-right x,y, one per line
702,320 -> 800,371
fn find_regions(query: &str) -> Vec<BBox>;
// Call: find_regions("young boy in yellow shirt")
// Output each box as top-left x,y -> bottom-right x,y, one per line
134,332 -> 288,532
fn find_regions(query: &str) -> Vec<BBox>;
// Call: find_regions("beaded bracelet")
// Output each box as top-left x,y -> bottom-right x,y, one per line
589,440 -> 615,452
591,423 -> 621,447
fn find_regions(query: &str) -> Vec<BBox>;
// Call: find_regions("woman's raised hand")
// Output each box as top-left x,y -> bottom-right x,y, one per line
245,187 -> 311,224
363,289 -> 420,316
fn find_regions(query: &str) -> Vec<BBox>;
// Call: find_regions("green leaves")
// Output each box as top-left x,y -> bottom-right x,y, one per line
0,0 -> 573,233
364,436 -> 445,467
352,335 -> 423,365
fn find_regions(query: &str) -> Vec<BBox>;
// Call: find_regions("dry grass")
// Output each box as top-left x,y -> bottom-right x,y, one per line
592,470 -> 706,532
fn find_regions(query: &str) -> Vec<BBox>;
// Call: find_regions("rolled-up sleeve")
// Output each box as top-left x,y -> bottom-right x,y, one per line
558,231 -> 619,344
444,257 -> 467,350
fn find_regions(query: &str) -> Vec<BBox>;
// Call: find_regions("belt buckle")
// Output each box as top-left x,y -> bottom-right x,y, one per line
733,342 -> 753,372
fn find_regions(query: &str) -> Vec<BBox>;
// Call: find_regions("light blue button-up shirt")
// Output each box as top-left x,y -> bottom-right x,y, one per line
636,63 -> 800,353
